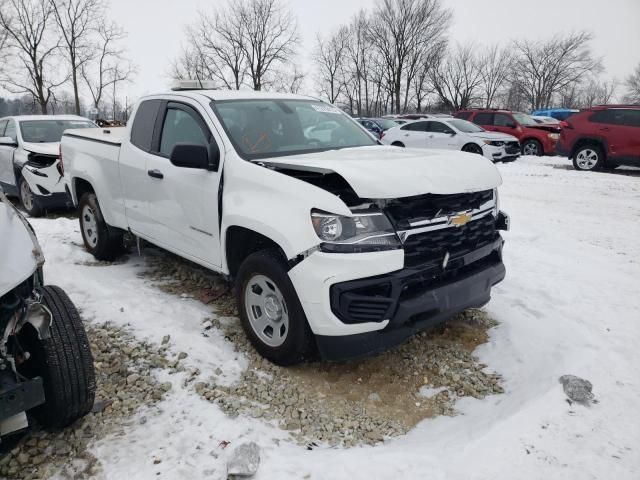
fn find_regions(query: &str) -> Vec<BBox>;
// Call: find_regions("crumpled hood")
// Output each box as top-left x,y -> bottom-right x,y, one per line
21,141 -> 59,156
468,132 -> 518,142
262,145 -> 502,199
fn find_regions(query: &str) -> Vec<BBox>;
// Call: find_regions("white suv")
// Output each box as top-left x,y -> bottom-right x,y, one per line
62,87 -> 509,365
382,118 -> 520,162
0,115 -> 96,215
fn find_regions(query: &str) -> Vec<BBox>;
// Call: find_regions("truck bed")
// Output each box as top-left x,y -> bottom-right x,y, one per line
63,127 -> 125,145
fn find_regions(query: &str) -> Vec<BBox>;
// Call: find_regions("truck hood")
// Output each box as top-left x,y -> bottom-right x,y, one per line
261,146 -> 502,199
467,132 -> 518,142
21,141 -> 59,156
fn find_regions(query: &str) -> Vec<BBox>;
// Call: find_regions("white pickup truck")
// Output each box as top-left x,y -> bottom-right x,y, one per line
61,87 -> 509,365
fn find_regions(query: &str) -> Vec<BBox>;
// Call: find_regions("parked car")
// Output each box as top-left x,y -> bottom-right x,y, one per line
532,115 -> 569,129
62,85 -> 509,365
0,186 -> 95,442
455,109 -> 561,156
531,108 -> 579,121
355,117 -> 400,138
0,115 -> 96,216
381,118 -> 520,162
556,104 -> 640,171
304,120 -> 341,143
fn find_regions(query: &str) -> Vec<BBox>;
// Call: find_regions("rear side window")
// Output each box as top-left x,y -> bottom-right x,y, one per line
589,110 -> 615,124
620,109 -> 640,127
401,121 -> 428,132
159,105 -> 210,156
3,121 -> 16,141
0,120 -> 7,137
455,111 -> 472,120
589,109 -> 640,127
130,99 -> 162,152
472,113 -> 493,125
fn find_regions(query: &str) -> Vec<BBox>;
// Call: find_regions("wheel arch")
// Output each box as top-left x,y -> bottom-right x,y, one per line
224,225 -> 290,280
72,177 -> 95,206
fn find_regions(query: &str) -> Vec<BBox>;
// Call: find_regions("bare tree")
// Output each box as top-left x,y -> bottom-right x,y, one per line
624,63 -> 640,103
81,21 -> 133,115
479,44 -> 513,108
236,0 -> 299,91
368,0 -> 451,113
50,0 -> 102,115
270,64 -> 304,93
578,77 -> 617,107
314,27 -> 348,103
512,31 -> 602,110
186,8 -> 245,89
0,0 -> 66,114
430,43 -> 483,111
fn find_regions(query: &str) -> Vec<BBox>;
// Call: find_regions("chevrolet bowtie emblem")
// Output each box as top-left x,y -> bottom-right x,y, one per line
449,212 -> 472,227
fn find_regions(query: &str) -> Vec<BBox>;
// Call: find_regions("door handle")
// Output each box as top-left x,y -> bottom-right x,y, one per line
404,133 -> 409,137
147,169 -> 164,179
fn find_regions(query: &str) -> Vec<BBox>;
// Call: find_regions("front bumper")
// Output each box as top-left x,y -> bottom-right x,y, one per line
482,144 -> 520,162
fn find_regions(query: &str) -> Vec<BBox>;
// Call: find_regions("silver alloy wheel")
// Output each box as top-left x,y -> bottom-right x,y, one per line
575,148 -> 599,170
20,179 -> 34,212
244,274 -> 289,347
523,141 -> 539,156
81,204 -> 99,248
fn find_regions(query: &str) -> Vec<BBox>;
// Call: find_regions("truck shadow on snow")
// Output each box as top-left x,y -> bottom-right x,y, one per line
141,247 -> 505,447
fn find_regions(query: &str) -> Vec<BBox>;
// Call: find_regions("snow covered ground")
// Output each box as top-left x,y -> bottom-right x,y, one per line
29,156 -> 640,479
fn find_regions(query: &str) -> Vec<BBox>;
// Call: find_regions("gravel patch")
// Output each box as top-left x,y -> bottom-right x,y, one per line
143,248 -> 505,447
0,322 -> 174,479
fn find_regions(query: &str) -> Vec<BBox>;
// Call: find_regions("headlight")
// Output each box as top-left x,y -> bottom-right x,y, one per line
311,210 -> 400,253
548,133 -> 560,140
484,140 -> 505,147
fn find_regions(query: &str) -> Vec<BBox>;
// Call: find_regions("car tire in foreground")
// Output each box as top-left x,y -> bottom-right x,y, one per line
521,139 -> 543,157
18,177 -> 43,217
79,192 -> 125,261
573,144 -> 605,171
17,286 -> 96,428
236,250 -> 315,366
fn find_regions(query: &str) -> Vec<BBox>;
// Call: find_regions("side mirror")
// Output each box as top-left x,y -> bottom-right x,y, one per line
170,143 -> 209,170
447,131 -> 456,136
207,141 -> 220,171
0,136 -> 18,147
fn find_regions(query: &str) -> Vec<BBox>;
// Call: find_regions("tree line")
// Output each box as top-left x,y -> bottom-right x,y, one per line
0,0 -> 133,117
2,0 -> 639,119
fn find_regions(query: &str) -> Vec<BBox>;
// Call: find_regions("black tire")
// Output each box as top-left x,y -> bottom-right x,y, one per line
79,192 -> 124,261
236,250 -> 315,366
521,139 -> 543,157
17,286 -> 96,429
572,144 -> 605,171
18,176 -> 43,217
391,141 -> 405,147
462,143 -> 483,155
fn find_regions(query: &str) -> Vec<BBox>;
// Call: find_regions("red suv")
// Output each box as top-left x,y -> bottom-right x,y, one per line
556,105 -> 640,171
455,109 -> 561,156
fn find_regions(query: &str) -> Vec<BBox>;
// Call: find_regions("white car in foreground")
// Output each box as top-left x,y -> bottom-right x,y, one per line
0,115 -> 96,216
61,85 -> 509,365
382,118 -> 521,162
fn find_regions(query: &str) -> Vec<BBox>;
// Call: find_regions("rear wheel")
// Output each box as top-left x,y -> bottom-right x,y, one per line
522,139 -> 543,157
236,250 -> 314,366
391,142 -> 405,147
573,144 -> 604,171
79,192 -> 124,261
462,143 -> 483,155
19,177 -> 43,217
17,286 -> 96,428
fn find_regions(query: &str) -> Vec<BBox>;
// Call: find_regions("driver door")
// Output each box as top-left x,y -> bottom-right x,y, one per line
425,121 -> 459,150
0,120 -> 18,191
401,121 -> 429,147
146,101 -> 224,267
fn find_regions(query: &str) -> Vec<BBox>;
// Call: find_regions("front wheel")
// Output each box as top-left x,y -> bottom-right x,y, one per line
462,143 -> 483,155
522,139 -> 543,157
573,145 -> 604,171
19,177 -> 43,217
17,286 -> 96,428
79,192 -> 124,261
391,142 -> 405,147
236,250 -> 314,366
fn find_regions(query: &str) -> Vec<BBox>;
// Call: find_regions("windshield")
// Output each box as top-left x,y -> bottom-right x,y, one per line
211,99 -> 377,159
447,119 -> 485,133
512,113 -> 538,126
19,119 -> 95,143
374,118 -> 400,130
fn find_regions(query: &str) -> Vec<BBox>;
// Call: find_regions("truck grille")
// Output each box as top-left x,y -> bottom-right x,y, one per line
384,190 -> 498,267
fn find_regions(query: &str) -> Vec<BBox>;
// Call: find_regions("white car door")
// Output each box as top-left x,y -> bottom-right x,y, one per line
0,119 -> 18,190
401,121 -> 430,147
425,121 -> 461,150
145,100 -> 223,268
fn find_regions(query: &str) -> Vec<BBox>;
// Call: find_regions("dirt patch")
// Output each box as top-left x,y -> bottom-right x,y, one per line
143,248 -> 504,447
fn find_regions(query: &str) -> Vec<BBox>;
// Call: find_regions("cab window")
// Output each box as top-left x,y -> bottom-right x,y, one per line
159,104 -> 211,157
130,99 -> 163,152
427,121 -> 455,134
0,120 -> 7,137
494,113 -> 514,127
472,113 -> 493,125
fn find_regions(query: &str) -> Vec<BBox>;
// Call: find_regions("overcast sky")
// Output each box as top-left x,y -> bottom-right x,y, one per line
53,0 -> 640,101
